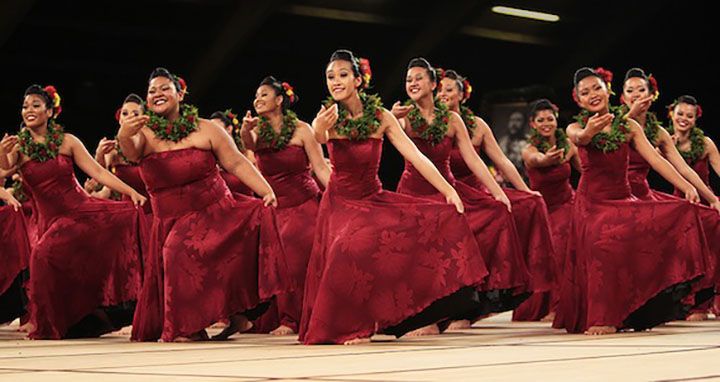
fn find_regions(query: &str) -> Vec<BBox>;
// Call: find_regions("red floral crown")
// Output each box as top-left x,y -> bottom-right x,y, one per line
224,109 -> 240,128
43,85 -> 62,118
281,82 -> 296,104
176,76 -> 188,95
357,57 -> 372,89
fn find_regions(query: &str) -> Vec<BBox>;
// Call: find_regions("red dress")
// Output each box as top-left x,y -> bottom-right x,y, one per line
519,161 -> 575,319
114,163 -> 152,215
673,158 -> 714,202
21,155 -> 143,339
251,145 -> 321,333
131,148 -> 287,342
0,206 -> 31,323
396,137 -> 530,316
220,169 -> 254,196
553,142 -> 710,333
449,145 -> 557,320
299,138 -> 489,344
628,148 -> 719,311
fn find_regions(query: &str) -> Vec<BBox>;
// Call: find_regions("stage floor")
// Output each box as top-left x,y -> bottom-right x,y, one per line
1,312 -> 719,381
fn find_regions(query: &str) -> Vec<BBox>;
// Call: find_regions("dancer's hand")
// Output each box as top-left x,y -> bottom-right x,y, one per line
626,95 -> 654,119
0,134 -> 19,155
129,191 -> 147,207
391,101 -> 414,119
683,186 -> 700,204
83,178 -> 101,193
585,113 -> 614,134
95,137 -> 116,157
710,200 -> 720,214
445,189 -> 465,213
262,192 -> 278,207
542,145 -> 565,165
241,111 -> 258,132
118,115 -> 149,138
493,192 -> 512,212
314,104 -> 339,133
0,191 -> 21,211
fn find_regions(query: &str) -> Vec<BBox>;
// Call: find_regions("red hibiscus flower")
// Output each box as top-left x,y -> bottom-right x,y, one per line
350,129 -> 359,138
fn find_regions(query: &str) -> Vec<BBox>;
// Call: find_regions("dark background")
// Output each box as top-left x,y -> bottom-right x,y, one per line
1,0 -> 716,192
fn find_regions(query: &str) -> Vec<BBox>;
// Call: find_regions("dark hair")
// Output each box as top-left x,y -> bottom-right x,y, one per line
676,95 -> 698,106
528,99 -> 559,120
24,85 -> 53,110
408,57 -> 437,82
259,76 -> 299,109
123,93 -> 144,106
149,67 -> 182,92
573,67 -> 600,88
210,111 -> 232,128
624,67 -> 648,83
443,69 -> 464,93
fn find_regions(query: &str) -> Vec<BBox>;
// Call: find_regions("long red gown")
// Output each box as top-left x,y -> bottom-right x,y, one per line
251,145 -> 321,333
449,145 -> 557,321
553,142 -> 710,333
299,138 -> 489,344
628,148 -> 719,312
520,161 -> 575,319
131,148 -> 287,342
21,155 -> 143,339
0,205 -> 30,323
220,169 -> 254,196
114,163 -> 152,215
673,158 -> 713,202
396,137 -> 530,316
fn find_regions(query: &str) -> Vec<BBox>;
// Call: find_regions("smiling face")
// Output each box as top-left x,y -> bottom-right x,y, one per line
530,109 -> 558,138
405,67 -> 435,102
118,101 -> 143,125
325,60 -> 362,102
622,77 -> 650,107
253,84 -> 283,116
437,77 -> 462,109
671,102 -> 698,133
576,76 -> 609,113
146,76 -> 183,116
21,94 -> 53,129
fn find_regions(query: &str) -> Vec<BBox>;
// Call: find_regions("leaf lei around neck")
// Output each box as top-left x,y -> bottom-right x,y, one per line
675,127 -> 706,163
405,98 -> 450,145
145,103 -> 199,142
460,105 -> 478,138
11,178 -> 27,203
573,105 -> 629,153
232,128 -> 246,151
257,110 -> 298,150
114,139 -> 136,165
620,105 -> 661,146
529,127 -> 569,155
325,92 -> 383,140
18,120 -> 65,162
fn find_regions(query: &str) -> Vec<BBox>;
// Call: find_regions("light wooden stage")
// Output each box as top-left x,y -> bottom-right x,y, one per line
1,313 -> 719,382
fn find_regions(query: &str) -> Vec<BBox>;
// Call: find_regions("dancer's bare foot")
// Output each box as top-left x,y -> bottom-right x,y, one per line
170,330 -> 209,342
584,326 -> 617,335
113,326 -> 132,336
343,337 -> 371,345
686,312 -> 709,321
270,325 -> 295,336
540,311 -> 556,322
406,324 -> 440,337
210,320 -> 229,329
17,322 -> 34,333
447,320 -> 472,330
211,314 -> 253,341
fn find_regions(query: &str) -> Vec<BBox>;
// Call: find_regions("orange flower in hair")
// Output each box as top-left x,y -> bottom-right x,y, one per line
281,82 -> 296,103
43,85 -> 62,118
462,79 -> 472,101
358,58 -> 372,88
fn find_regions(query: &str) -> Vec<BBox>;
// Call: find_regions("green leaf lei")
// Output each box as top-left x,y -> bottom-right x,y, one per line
405,98 -> 450,145
325,92 -> 383,140
18,120 -> 65,162
145,104 -> 199,142
529,128 -> 570,154
460,106 -> 478,138
257,110 -> 298,150
574,105 -> 629,153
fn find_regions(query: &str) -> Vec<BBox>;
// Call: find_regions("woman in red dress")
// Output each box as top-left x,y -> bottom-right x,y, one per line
0,85 -> 146,339
553,67 -> 711,335
210,109 -> 255,196
427,69 -> 556,323
0,188 -> 30,325
237,76 -> 329,336
394,60 -> 530,333
667,96 -> 719,200
521,99 -> 580,322
299,50 -> 489,345
621,71 -> 720,321
118,68 -> 285,342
